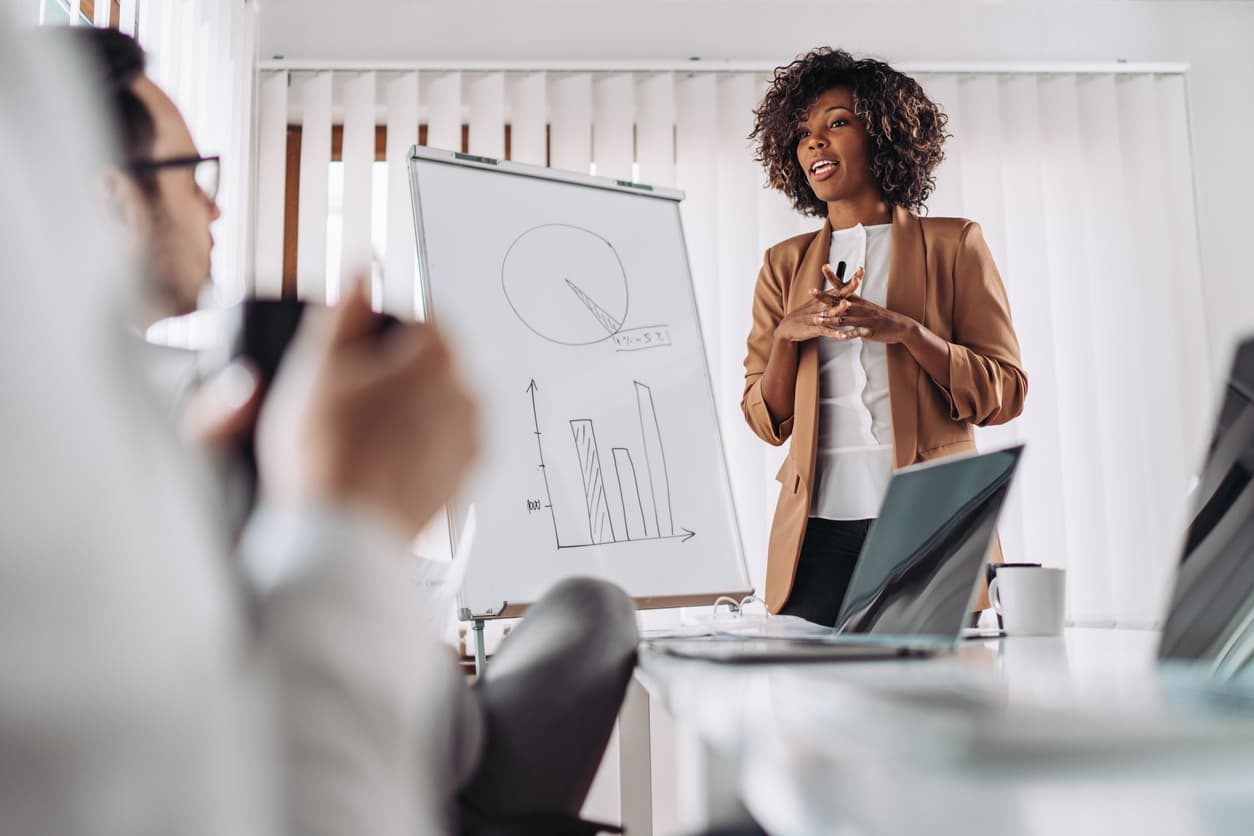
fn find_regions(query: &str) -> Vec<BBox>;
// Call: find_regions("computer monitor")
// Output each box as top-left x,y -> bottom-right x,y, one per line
1158,337 -> 1254,677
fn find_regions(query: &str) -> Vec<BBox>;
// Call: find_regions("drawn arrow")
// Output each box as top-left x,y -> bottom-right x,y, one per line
527,379 -> 561,546
555,528 -> 696,550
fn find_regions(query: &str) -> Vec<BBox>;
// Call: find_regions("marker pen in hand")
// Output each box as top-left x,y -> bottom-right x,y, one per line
832,261 -> 857,332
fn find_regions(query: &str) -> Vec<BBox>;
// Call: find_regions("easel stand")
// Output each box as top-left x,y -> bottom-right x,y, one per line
472,618 -> 487,675
461,603 -> 508,677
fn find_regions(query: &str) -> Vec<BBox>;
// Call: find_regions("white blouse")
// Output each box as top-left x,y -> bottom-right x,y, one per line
810,222 -> 894,521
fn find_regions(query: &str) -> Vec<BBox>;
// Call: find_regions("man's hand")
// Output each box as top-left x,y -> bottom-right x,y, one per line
179,361 -> 262,448
257,279 -> 479,537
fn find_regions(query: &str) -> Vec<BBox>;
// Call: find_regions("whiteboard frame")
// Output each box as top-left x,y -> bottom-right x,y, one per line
407,144 -> 753,619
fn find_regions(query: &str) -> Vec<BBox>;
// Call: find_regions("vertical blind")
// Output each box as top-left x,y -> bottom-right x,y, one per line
254,64 -> 1208,628
137,1 -> 256,310
44,0 -> 261,348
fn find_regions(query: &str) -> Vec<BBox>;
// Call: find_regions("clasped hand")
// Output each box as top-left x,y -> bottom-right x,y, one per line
773,265 -> 915,345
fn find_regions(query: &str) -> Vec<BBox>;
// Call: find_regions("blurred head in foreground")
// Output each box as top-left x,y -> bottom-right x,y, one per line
69,26 -> 221,325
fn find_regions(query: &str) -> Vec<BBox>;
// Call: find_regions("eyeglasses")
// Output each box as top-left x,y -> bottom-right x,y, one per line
129,154 -> 221,202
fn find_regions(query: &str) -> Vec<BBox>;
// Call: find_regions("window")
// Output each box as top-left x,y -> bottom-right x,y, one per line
281,123 -> 523,300
38,0 -> 121,27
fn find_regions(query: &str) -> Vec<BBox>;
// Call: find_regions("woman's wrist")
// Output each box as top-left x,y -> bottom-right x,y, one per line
899,318 -> 925,350
899,319 -> 953,388
772,326 -> 798,352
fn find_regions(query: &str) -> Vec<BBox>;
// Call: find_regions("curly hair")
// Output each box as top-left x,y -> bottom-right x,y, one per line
750,48 -> 949,216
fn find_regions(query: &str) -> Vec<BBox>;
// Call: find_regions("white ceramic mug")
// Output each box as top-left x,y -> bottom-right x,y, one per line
988,566 -> 1065,636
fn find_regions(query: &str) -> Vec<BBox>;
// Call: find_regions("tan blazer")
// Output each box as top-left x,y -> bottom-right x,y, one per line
741,206 -> 1027,613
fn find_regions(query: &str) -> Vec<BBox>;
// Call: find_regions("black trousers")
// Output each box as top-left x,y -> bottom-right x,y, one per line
778,517 -> 872,628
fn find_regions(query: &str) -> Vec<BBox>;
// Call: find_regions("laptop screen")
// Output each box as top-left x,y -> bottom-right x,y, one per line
833,445 -> 1023,638
1159,338 -> 1254,674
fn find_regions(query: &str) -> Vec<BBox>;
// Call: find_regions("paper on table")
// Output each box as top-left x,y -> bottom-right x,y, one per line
712,617 -> 835,640
408,505 -> 476,643
639,622 -> 720,640
641,613 -> 832,641
640,600 -> 767,639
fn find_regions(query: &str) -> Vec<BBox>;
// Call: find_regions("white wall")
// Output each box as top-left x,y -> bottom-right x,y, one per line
261,0 -> 1254,382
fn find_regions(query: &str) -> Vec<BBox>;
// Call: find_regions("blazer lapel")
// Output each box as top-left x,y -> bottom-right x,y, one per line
790,220 -> 832,311
789,221 -> 832,491
886,206 -> 925,468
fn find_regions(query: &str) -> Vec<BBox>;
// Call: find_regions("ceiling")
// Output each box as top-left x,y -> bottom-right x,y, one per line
257,0 -> 1252,64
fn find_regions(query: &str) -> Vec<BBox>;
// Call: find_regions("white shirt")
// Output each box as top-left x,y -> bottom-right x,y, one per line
811,223 -> 894,520
0,24 -> 466,836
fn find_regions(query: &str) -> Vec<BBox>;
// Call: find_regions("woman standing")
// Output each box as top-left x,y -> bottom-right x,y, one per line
742,48 -> 1027,625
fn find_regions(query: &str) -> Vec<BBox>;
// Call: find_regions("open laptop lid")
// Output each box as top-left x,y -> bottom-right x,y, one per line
833,444 -> 1025,641
1159,338 -> 1254,678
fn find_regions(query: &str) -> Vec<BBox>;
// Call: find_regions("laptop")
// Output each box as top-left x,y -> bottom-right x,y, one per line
1158,337 -> 1254,684
648,444 -> 1024,663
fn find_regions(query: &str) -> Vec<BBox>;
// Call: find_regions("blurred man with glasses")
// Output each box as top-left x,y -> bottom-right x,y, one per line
88,34 -> 222,325
52,24 -> 639,836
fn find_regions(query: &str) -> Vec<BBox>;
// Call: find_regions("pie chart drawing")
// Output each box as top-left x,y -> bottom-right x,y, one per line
502,224 -> 629,346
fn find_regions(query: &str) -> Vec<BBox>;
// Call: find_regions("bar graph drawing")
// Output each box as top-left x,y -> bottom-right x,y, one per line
634,381 -> 674,539
527,378 -> 695,551
612,448 -> 648,540
570,419 -> 616,544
